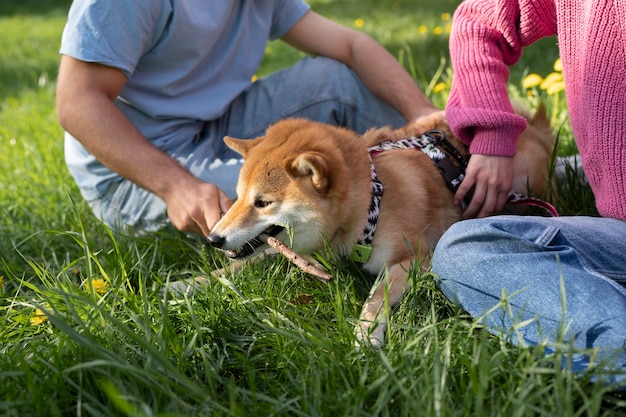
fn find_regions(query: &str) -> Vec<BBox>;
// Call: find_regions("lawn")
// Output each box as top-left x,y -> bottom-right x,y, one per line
0,0 -> 623,416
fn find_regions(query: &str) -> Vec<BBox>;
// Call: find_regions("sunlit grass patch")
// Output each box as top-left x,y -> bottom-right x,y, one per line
1,0 -> 620,415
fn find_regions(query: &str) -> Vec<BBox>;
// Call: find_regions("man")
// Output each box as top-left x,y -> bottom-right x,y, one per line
56,0 -> 438,236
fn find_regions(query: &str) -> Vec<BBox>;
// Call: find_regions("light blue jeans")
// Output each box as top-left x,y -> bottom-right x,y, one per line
432,215 -> 626,387
90,56 -> 406,232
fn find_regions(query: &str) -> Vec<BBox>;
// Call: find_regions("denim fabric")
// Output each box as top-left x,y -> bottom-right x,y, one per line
432,215 -> 626,386
89,57 -> 405,232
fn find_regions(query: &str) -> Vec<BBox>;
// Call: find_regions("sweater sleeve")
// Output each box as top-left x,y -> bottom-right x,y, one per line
446,0 -> 557,156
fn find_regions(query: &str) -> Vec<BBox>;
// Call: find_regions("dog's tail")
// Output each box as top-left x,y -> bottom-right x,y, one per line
512,101 -> 558,205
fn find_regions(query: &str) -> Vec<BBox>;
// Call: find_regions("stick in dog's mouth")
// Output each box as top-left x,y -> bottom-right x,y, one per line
219,225 -> 333,282
263,234 -> 333,282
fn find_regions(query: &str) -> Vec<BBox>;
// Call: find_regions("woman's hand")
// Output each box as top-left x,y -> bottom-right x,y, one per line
455,154 -> 513,218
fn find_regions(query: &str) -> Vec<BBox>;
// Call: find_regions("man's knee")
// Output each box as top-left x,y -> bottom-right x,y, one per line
88,180 -> 169,234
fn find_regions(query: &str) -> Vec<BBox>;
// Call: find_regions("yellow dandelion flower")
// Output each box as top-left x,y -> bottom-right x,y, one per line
433,26 -> 443,35
522,73 -> 543,89
433,82 -> 448,94
546,80 -> 566,95
354,18 -> 365,28
445,23 -> 452,34
30,309 -> 48,326
418,25 -> 428,34
441,12 -> 451,21
85,278 -> 109,295
251,74 -> 258,82
553,57 -> 563,72
540,72 -> 564,91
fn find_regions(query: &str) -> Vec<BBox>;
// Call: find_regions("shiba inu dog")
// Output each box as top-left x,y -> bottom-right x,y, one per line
182,107 -> 555,348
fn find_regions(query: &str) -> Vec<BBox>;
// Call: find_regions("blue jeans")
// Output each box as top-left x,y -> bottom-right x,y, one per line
432,215 -> 626,387
90,57 -> 405,232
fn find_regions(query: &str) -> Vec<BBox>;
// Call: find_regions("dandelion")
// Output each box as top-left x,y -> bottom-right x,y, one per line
30,308 -> 48,326
417,25 -> 428,34
85,278 -> 109,295
251,74 -> 258,82
540,72 -> 564,91
553,57 -> 563,72
433,82 -> 448,94
354,18 -> 364,28
546,80 -> 566,95
522,73 -> 543,89
433,26 -> 443,35
445,23 -> 452,34
441,12 -> 451,21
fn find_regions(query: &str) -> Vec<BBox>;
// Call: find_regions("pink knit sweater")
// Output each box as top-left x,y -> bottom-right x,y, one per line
446,0 -> 626,220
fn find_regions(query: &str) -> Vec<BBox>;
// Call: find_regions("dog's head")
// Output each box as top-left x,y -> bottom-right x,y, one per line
207,119 -> 358,259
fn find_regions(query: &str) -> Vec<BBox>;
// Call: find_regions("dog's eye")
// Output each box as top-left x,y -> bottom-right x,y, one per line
254,199 -> 272,208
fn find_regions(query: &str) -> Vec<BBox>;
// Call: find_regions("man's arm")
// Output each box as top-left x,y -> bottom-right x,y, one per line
56,56 -> 232,235
282,11 -> 438,122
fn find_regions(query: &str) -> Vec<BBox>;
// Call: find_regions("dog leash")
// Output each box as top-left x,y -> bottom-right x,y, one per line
407,130 -> 558,216
350,130 -> 558,263
506,191 -> 559,216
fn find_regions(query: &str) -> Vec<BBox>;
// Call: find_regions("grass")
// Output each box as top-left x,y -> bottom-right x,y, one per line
0,0 -> 624,416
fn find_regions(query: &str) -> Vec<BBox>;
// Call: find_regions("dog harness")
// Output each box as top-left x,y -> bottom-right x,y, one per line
350,130 -> 558,263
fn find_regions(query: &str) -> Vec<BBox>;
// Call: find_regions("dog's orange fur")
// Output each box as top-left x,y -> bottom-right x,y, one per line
511,104 -> 556,197
172,106 -> 555,348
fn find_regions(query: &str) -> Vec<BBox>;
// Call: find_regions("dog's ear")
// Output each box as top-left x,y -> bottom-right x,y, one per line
224,136 -> 264,157
288,153 -> 330,194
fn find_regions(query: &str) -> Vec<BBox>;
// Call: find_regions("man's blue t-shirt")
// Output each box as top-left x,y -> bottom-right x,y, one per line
60,0 -> 309,200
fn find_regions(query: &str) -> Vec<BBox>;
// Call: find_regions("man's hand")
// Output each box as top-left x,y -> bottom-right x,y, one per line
455,154 -> 513,218
164,179 -> 233,236
57,55 -> 235,236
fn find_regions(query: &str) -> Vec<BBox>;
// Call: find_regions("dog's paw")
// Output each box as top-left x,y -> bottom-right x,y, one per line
354,321 -> 386,350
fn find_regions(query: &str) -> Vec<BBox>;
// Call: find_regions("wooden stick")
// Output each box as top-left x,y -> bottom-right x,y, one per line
261,234 -> 333,282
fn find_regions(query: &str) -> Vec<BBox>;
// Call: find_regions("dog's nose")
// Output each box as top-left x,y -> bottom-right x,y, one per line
207,233 -> 225,248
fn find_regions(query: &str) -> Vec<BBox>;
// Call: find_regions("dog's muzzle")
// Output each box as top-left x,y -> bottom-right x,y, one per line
207,225 -> 284,259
